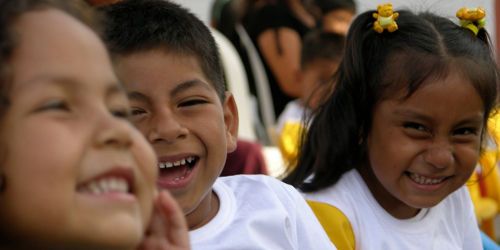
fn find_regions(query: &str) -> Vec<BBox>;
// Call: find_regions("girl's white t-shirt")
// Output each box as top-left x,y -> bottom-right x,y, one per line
189,175 -> 336,250
303,169 -> 482,250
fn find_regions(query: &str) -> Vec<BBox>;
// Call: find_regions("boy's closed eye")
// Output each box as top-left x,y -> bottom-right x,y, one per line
130,107 -> 147,116
178,98 -> 208,108
110,108 -> 131,119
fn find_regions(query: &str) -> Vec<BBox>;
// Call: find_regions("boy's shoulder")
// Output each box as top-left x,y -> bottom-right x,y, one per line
218,174 -> 294,192
216,174 -> 302,204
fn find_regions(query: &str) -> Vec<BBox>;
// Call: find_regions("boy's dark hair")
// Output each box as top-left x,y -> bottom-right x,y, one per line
284,9 -> 499,191
301,30 -> 345,68
102,0 -> 226,101
0,0 -> 97,116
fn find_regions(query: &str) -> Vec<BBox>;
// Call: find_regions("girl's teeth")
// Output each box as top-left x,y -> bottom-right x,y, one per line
410,173 -> 444,185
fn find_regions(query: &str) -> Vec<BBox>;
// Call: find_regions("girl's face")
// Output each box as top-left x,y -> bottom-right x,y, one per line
361,71 -> 484,219
0,9 -> 157,248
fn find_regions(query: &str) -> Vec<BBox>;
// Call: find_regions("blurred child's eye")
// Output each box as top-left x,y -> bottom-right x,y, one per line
36,100 -> 69,112
179,99 -> 207,107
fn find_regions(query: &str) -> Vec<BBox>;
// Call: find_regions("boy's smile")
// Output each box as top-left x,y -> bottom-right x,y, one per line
157,154 -> 199,189
116,49 -> 238,229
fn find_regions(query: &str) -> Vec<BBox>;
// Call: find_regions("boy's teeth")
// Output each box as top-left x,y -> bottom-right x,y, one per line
409,173 -> 444,185
81,177 -> 129,194
159,156 -> 195,169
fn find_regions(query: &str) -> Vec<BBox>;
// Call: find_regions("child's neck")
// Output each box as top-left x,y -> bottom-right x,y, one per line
187,190 -> 220,230
357,166 -> 421,219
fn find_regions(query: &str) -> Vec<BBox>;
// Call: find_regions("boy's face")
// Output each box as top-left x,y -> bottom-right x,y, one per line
115,50 -> 238,229
0,9 -> 157,248
300,59 -> 338,109
362,71 -> 483,219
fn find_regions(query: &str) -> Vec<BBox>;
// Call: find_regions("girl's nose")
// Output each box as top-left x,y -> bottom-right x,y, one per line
423,144 -> 454,169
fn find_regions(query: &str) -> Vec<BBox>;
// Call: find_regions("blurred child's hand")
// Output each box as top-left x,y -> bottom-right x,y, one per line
138,191 -> 190,250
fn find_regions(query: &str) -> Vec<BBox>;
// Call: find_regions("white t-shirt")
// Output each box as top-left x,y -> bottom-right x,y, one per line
190,175 -> 336,250
303,169 -> 482,250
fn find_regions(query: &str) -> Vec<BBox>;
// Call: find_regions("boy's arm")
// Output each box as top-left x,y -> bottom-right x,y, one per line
307,200 -> 355,250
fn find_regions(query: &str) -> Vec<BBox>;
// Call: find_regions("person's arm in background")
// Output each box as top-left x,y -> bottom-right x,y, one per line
257,27 -> 302,98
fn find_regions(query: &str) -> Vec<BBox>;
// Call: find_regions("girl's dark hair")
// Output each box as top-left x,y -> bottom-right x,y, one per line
284,9 -> 499,192
0,0 -> 98,116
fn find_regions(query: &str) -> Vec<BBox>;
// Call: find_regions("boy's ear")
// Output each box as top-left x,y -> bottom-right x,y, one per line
223,92 -> 239,153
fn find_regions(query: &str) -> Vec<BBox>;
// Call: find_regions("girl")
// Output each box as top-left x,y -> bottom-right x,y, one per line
0,0 -> 188,249
285,4 -> 498,249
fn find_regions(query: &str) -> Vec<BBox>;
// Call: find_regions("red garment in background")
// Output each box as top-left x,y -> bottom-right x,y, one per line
221,139 -> 268,176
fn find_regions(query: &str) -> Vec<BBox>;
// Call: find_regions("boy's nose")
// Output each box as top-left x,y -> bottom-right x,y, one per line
423,143 -> 454,169
147,111 -> 188,144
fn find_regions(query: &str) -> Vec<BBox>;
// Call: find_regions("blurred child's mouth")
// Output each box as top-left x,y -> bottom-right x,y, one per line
157,156 -> 199,189
76,167 -> 137,202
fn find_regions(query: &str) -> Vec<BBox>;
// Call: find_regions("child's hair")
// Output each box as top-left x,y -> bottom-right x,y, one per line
102,0 -> 226,101
0,0 -> 98,117
284,9 -> 499,192
301,30 -> 345,69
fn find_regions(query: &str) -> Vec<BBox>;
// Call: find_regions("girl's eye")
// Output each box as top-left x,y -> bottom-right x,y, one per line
403,122 -> 427,132
36,100 -> 69,112
453,127 -> 478,136
179,99 -> 207,107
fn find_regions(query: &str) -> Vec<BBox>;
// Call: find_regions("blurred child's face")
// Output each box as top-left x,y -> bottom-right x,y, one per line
300,59 -> 338,109
322,9 -> 353,35
0,9 -> 157,248
362,71 -> 484,219
115,50 -> 238,229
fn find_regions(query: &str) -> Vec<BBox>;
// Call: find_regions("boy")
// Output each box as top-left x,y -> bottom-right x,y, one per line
102,0 -> 335,249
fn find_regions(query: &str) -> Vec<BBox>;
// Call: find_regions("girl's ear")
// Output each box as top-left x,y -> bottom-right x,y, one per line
222,92 -> 239,153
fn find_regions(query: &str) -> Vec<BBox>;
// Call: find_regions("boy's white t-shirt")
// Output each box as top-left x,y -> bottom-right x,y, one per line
189,175 -> 336,250
303,169 -> 482,250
